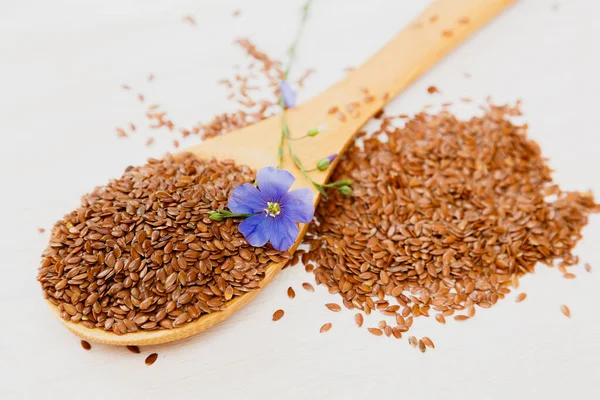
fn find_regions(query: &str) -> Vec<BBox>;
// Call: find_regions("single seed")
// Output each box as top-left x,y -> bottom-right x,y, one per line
302,282 -> 314,292
145,353 -> 158,366
272,309 -> 285,321
418,340 -> 426,353
287,287 -> 295,299
325,303 -> 341,312
516,293 -> 527,303
368,328 -> 383,336
354,313 -> 364,327
585,263 -> 592,273
454,315 -> 470,321
421,337 -> 435,349
320,323 -> 332,333
563,273 -> 576,279
561,305 -> 571,318
127,345 -> 141,354
80,340 -> 91,351
408,336 -> 417,347
435,314 -> 446,324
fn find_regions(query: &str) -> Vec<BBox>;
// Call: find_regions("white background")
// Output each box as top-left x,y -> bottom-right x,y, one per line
1,0 -> 599,399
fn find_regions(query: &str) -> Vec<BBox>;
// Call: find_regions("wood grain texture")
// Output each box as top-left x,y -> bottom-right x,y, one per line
46,0 -> 516,345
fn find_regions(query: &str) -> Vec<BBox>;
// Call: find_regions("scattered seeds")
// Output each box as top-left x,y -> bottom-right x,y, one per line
145,353 -> 158,366
320,323 -> 332,333
272,309 -> 285,321
301,104 -> 598,342
287,287 -> 296,299
80,340 -> 91,350
325,303 -> 341,312
561,305 -> 571,318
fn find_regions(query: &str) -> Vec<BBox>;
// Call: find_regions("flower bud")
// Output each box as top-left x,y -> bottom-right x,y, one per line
338,185 -> 352,196
307,128 -> 320,137
207,211 -> 224,221
316,158 -> 331,171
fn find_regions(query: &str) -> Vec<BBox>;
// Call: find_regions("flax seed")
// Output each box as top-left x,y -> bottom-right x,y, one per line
368,328 -> 383,336
272,309 -> 285,321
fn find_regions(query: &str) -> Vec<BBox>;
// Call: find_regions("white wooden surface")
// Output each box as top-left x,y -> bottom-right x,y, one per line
1,0 -> 599,399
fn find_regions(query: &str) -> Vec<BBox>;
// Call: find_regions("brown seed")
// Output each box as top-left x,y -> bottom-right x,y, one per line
325,303 -> 341,312
272,309 -> 285,321
287,287 -> 295,299
454,315 -> 469,321
560,305 -> 571,318
435,314 -> 446,324
585,263 -> 592,273
427,86 -> 439,94
408,336 -> 417,347
80,340 -> 91,350
127,345 -> 141,354
38,228 -> 45,233
421,337 -> 435,349
418,340 -> 426,353
368,328 -> 383,336
354,313 -> 364,327
563,273 -> 576,279
302,282 -> 314,292
516,293 -> 527,303
320,323 -> 332,333
145,353 -> 158,366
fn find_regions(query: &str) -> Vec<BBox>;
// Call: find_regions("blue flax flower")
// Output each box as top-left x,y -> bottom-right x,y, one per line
280,80 -> 297,108
228,167 -> 314,251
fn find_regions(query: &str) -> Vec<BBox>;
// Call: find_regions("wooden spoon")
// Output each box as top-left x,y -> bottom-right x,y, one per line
49,0 -> 516,345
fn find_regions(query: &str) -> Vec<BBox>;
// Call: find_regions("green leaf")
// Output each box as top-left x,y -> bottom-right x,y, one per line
313,182 -> 327,197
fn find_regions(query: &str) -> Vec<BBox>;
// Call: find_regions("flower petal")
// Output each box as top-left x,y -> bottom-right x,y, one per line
269,215 -> 299,251
228,183 -> 266,215
280,80 -> 297,108
256,167 -> 295,202
238,214 -> 271,247
281,188 -> 314,223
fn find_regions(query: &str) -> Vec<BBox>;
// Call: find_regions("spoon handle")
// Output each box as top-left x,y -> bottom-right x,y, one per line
291,0 -> 517,185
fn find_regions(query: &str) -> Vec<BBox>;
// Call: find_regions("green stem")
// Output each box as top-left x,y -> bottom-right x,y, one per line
278,0 -> 313,170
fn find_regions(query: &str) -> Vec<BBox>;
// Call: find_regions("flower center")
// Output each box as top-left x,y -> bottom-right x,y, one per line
265,201 -> 281,217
